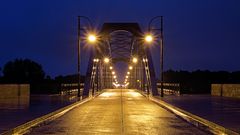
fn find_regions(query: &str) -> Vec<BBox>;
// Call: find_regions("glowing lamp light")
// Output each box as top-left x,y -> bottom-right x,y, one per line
132,57 -> 138,63
145,34 -> 153,43
127,72 -> 130,75
143,58 -> 148,62
129,66 -> 133,70
112,71 -> 115,75
109,66 -> 113,70
93,58 -> 99,62
104,57 -> 110,63
87,34 -> 97,43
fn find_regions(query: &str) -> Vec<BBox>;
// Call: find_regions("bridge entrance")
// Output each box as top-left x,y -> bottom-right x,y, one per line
81,22 -> 159,97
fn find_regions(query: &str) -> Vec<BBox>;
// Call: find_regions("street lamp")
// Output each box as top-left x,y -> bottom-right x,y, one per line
103,57 -> 110,88
93,58 -> 99,62
87,34 -> 97,43
132,57 -> 138,88
77,16 -> 94,98
132,57 -> 138,63
145,34 -> 153,43
129,66 -> 133,70
148,16 -> 164,97
104,57 -> 110,64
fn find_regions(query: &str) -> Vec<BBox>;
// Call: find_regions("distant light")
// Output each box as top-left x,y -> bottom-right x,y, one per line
112,71 -> 115,75
129,66 -> 133,70
113,82 -> 120,88
145,34 -> 153,43
143,58 -> 148,62
126,76 -> 129,79
93,58 -> 99,62
104,57 -> 110,63
88,34 -> 97,43
127,72 -> 130,75
109,66 -> 113,70
113,75 -> 117,79
132,57 -> 138,63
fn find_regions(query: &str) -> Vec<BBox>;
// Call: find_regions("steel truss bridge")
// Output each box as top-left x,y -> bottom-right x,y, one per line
82,22 -> 160,98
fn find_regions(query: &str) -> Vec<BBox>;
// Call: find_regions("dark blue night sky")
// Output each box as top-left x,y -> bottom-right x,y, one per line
0,0 -> 240,77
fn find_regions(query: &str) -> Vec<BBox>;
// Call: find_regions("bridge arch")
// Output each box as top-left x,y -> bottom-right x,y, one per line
83,23 -> 158,97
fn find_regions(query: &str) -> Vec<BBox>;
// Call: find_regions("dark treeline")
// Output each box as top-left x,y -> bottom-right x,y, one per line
0,59 -> 45,83
163,69 -> 240,94
1,59 -> 240,94
0,59 -> 84,94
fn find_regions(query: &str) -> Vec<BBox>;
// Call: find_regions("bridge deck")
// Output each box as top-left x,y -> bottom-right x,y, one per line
27,89 -> 206,134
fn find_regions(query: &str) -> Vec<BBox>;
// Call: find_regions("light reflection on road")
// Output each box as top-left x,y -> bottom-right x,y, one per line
99,92 -> 117,98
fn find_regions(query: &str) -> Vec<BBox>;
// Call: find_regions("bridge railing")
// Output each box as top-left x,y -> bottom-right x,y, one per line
60,83 -> 84,95
157,83 -> 181,95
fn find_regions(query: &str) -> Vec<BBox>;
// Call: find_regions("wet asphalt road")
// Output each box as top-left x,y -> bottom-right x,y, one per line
27,89 -> 207,135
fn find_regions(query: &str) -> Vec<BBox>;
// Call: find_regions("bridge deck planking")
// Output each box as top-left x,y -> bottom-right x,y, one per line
27,89 -> 207,135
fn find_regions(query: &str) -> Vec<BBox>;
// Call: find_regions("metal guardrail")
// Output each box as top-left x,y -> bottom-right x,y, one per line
60,83 -> 84,95
157,83 -> 181,95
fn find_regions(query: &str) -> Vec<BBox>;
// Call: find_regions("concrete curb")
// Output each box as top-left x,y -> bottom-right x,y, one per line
149,96 -> 239,135
1,91 -> 104,135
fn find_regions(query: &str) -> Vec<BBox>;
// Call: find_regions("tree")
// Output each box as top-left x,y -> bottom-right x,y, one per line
2,59 -> 45,83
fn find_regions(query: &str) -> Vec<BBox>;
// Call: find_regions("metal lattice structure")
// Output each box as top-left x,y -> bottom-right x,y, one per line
83,23 -> 159,97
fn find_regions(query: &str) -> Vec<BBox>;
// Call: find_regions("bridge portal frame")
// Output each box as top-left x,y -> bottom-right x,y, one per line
81,22 -> 160,97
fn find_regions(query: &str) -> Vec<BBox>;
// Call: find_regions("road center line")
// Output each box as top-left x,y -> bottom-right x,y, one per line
120,88 -> 124,135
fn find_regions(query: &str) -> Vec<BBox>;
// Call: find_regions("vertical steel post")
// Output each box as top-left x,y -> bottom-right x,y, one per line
77,16 -> 81,97
141,61 -> 144,91
92,62 -> 95,96
160,16 -> 164,97
135,66 -> 137,88
104,65 -> 106,88
96,61 -> 99,92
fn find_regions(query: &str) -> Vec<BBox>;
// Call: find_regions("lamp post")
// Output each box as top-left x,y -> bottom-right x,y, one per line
77,16 -> 94,98
132,57 -> 138,88
148,16 -> 164,97
103,57 -> 110,88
